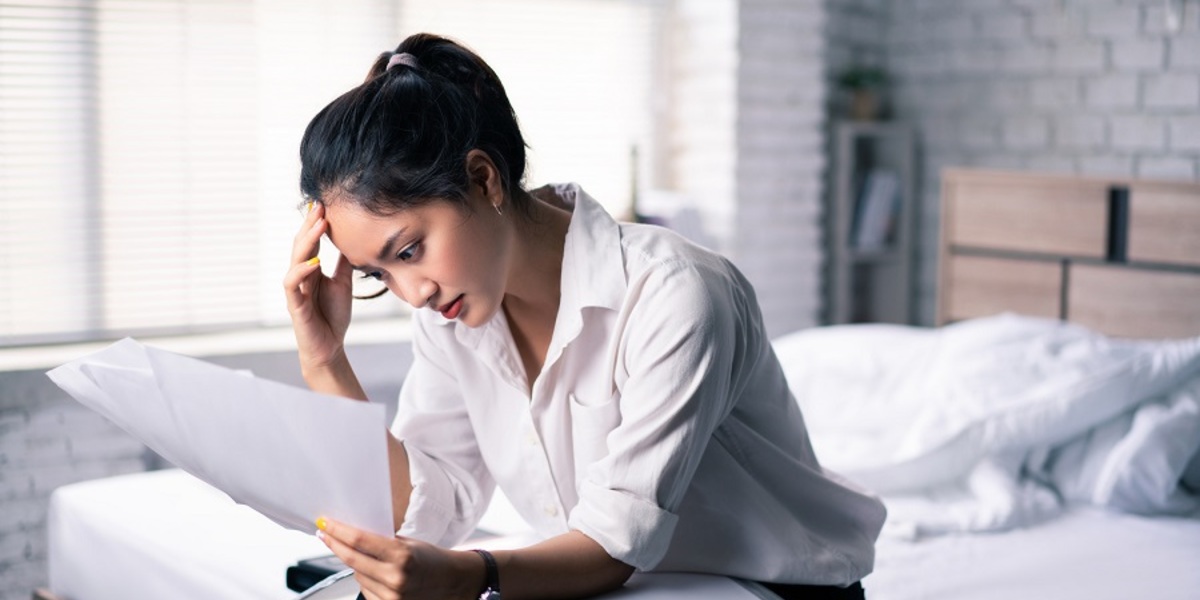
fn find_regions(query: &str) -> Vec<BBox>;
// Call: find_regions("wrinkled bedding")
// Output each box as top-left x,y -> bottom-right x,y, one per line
772,314 -> 1200,538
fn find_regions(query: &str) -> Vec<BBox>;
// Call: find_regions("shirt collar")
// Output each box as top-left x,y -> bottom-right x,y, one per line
442,183 -> 626,350
555,183 -> 626,314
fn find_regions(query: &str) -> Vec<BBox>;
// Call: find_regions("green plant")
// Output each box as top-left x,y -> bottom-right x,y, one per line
835,66 -> 888,91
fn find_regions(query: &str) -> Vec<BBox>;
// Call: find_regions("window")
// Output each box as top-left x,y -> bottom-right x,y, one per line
0,0 -> 662,347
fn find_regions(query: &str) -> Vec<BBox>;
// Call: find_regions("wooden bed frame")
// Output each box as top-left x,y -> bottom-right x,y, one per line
937,168 -> 1200,339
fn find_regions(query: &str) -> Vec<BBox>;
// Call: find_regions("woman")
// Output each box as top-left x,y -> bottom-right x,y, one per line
286,33 -> 885,600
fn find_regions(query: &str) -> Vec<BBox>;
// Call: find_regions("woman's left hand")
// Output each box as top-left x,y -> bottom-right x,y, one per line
317,518 -> 482,600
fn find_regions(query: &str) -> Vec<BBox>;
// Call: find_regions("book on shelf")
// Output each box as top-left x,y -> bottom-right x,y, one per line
852,169 -> 900,252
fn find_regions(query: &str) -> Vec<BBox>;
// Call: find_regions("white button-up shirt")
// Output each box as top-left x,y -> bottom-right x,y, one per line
392,184 -> 885,585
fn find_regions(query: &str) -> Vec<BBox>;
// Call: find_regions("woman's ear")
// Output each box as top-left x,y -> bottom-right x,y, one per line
464,149 -> 503,207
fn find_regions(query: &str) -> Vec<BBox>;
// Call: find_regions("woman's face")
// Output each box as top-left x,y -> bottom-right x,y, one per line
323,190 -> 512,328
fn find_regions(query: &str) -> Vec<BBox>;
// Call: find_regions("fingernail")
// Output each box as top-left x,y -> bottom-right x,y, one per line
306,257 -> 320,266
305,201 -> 315,214
316,516 -> 328,531
316,530 -> 327,542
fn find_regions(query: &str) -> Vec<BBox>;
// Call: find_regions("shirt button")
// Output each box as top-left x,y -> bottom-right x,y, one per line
543,505 -> 559,517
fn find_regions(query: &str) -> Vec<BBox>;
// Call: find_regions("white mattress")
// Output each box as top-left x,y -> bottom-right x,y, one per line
47,469 -> 762,600
49,468 -> 1200,600
866,507 -> 1200,600
48,469 -> 329,600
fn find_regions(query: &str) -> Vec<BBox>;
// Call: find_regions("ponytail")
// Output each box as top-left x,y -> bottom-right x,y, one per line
300,33 -> 528,215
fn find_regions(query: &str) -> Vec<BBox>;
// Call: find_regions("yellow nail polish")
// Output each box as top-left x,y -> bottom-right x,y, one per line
306,257 -> 320,266
316,517 -> 328,531
305,201 -> 314,214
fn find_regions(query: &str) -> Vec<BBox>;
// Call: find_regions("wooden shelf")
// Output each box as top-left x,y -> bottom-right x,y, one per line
827,121 -> 916,325
848,248 -> 902,264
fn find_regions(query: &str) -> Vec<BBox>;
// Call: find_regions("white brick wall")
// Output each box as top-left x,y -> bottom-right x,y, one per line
0,374 -> 147,600
881,0 -> 1200,324
735,0 -> 827,337
668,0 -> 827,337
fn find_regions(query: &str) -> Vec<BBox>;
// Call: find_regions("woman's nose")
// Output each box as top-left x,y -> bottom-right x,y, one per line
392,275 -> 436,309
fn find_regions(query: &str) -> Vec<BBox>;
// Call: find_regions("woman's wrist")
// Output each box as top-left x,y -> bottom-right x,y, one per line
299,348 -> 367,400
455,548 -> 490,600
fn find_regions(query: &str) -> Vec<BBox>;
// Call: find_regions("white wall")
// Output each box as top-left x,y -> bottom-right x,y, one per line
669,0 -> 828,338
885,0 -> 1200,323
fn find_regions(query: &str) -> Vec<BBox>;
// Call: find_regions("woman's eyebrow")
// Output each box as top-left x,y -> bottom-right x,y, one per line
376,227 -> 409,261
345,228 -> 408,272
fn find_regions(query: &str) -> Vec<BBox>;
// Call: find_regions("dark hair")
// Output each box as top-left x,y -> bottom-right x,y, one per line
299,33 -> 528,215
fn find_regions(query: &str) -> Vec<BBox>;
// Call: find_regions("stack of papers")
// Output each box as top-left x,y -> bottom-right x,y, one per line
46,338 -> 394,537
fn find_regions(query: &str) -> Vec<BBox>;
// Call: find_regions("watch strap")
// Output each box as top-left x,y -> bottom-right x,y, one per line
472,548 -> 500,599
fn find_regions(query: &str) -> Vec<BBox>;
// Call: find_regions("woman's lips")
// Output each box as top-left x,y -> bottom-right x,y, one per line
439,294 -> 464,319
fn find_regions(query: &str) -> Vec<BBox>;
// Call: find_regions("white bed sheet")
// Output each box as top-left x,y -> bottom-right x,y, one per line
866,506 -> 1200,600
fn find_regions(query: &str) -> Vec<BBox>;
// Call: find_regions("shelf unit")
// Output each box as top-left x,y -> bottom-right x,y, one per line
827,121 -> 916,325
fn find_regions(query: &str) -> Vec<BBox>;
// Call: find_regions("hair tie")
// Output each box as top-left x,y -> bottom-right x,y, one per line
386,52 -> 419,71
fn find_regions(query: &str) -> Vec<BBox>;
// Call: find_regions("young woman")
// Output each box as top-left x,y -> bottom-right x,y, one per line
286,33 -> 885,600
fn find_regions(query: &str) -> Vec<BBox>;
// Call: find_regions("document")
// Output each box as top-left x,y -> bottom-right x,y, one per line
46,338 -> 395,537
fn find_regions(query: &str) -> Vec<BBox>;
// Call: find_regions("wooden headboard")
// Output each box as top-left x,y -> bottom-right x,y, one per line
937,168 -> 1200,339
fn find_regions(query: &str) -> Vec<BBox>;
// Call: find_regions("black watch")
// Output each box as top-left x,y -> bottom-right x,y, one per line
472,549 -> 501,600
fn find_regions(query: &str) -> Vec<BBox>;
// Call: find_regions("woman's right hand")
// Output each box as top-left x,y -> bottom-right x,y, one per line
284,202 -> 355,373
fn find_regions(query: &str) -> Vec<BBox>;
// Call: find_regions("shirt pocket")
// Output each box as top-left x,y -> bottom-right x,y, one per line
568,390 -> 622,482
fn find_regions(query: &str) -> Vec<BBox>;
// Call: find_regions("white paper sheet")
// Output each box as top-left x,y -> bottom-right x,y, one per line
46,338 -> 394,537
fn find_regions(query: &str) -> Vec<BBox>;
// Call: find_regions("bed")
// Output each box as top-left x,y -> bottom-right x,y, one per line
44,168 -> 1200,599
781,168 -> 1200,599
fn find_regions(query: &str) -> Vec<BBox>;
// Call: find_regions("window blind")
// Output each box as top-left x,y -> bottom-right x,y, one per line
1,1 -> 99,344
0,0 -> 662,347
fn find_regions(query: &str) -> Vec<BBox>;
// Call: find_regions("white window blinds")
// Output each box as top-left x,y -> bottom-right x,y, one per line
1,1 -> 99,344
0,0 -> 661,347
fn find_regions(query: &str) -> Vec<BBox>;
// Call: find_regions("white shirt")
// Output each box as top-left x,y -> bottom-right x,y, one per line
392,184 -> 886,585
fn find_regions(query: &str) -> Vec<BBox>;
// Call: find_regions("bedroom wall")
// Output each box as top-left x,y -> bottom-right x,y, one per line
668,0 -> 827,338
882,0 -> 1200,324
733,0 -> 828,337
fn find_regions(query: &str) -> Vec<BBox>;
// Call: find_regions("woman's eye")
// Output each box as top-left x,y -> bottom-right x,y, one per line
397,240 -> 421,262
359,270 -> 384,281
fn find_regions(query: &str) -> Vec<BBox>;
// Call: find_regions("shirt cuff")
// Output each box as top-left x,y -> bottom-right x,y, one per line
567,479 -> 680,571
396,446 -> 464,547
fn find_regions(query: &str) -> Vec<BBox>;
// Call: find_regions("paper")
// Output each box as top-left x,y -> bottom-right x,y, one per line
46,338 -> 394,537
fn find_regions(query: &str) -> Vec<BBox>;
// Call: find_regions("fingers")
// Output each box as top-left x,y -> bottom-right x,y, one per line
320,531 -> 389,597
356,576 -> 394,600
283,256 -> 323,314
318,518 -> 399,561
291,202 -> 326,266
318,518 -> 406,598
285,203 -> 327,314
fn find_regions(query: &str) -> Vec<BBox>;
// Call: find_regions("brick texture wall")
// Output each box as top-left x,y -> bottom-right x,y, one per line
734,0 -> 828,338
883,0 -> 1200,323
669,0 -> 827,338
0,375 -> 146,600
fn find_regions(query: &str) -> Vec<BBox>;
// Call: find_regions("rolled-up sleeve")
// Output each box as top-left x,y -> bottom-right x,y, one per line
391,314 -> 493,547
567,258 -> 748,570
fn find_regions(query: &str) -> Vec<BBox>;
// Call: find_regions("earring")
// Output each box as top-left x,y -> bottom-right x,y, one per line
494,203 -> 503,216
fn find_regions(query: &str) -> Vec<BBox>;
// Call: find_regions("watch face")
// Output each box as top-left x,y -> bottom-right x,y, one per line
479,590 -> 501,600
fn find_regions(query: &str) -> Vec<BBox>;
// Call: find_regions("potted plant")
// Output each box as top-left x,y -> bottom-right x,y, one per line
835,66 -> 888,121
